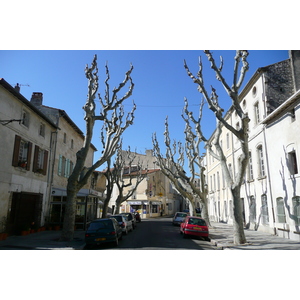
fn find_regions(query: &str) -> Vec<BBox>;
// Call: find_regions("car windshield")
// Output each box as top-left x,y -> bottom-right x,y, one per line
188,218 -> 206,226
88,220 -> 113,231
176,213 -> 187,218
111,216 -> 122,222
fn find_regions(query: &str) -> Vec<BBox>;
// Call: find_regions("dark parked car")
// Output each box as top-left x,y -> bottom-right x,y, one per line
120,212 -> 137,229
85,218 -> 122,248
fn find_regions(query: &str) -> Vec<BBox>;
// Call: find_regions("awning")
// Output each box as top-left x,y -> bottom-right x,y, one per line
151,201 -> 162,205
127,201 -> 142,205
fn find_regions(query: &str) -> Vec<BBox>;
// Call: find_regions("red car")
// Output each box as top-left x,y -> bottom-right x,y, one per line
180,216 -> 210,241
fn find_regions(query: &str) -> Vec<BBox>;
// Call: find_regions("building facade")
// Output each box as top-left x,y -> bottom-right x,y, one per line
29,92 -> 100,229
110,150 -> 182,218
0,79 -> 57,234
206,51 -> 300,241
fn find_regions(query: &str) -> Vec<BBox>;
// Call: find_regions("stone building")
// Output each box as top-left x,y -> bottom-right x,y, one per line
109,149 -> 182,218
0,79 -> 58,234
29,92 -> 99,229
206,51 -> 300,241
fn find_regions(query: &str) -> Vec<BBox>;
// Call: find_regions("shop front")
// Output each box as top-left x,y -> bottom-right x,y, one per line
48,187 -> 103,229
124,200 -> 162,218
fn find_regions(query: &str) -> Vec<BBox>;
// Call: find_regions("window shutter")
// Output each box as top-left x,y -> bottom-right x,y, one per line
26,142 -> 32,171
33,145 -> 39,172
58,155 -> 62,176
66,159 -> 70,177
43,150 -> 48,175
12,135 -> 21,167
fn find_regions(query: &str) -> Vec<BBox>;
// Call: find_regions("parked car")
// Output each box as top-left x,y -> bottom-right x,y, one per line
120,212 -> 137,229
85,218 -> 123,248
110,214 -> 133,235
172,212 -> 188,225
180,216 -> 209,241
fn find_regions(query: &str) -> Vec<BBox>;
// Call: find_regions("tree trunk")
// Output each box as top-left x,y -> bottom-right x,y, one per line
201,200 -> 211,227
231,186 -> 246,244
60,188 -> 77,241
115,201 -> 121,215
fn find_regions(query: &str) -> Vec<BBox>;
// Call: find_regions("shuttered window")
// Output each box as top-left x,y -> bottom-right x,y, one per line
12,135 -> 32,170
33,145 -> 48,175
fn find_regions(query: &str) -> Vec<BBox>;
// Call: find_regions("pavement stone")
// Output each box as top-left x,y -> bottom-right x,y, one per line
209,222 -> 300,250
0,230 -> 86,250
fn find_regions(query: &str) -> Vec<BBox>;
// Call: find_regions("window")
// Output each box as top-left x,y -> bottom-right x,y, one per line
292,197 -> 300,225
217,171 -> 220,190
276,197 -> 286,223
290,108 -> 296,122
252,86 -> 257,97
254,102 -> 260,124
288,151 -> 298,175
248,151 -> 254,181
228,163 -> 233,180
21,110 -> 30,127
39,123 -> 45,137
63,133 -> 67,144
71,139 -> 74,149
33,146 -> 48,175
249,196 -> 256,223
257,145 -> 265,177
213,174 -> 216,191
58,155 -> 73,177
261,194 -> 269,225
226,133 -> 230,149
12,135 -> 32,170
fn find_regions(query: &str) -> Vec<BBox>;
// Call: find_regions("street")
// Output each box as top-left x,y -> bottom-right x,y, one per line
84,217 -> 216,250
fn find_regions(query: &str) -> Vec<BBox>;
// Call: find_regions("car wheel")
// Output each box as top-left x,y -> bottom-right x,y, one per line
204,237 -> 210,242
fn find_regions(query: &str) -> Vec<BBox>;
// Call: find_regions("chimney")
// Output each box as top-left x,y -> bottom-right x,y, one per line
30,92 -> 43,106
289,50 -> 300,92
14,83 -> 20,93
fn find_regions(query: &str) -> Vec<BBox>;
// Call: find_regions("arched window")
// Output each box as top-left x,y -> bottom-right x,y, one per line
276,197 -> 286,223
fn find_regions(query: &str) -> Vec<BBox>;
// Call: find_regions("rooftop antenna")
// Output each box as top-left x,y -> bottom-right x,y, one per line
14,83 -> 30,93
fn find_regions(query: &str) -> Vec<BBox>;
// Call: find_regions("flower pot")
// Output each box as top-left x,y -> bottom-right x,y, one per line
30,229 -> 35,234
54,225 -> 60,231
21,230 -> 29,236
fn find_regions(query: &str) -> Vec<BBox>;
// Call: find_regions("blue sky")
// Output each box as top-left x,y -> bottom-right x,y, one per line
0,50 -> 289,169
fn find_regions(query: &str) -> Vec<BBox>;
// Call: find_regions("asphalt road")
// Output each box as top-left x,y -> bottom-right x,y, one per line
85,217 -> 216,250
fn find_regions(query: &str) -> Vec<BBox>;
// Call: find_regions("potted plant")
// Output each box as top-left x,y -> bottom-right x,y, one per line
0,217 -> 8,240
21,224 -> 30,236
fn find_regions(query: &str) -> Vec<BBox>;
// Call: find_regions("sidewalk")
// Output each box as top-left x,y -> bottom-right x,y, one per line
209,222 -> 300,250
0,230 -> 86,250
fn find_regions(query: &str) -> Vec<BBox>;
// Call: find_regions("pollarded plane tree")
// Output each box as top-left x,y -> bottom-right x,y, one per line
184,50 -> 250,245
152,114 -> 210,226
61,55 -> 136,241
113,146 -> 148,214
